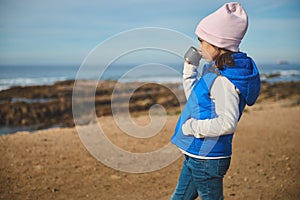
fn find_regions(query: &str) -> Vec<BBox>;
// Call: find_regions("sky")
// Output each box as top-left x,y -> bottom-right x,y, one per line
0,0 -> 300,66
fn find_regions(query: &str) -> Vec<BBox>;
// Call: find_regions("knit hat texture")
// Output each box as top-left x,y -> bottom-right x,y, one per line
195,2 -> 248,52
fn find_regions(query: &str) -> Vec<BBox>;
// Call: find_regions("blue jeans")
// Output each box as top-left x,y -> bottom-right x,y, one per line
171,155 -> 231,200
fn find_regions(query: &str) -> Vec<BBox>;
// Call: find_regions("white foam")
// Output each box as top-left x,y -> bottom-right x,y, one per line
0,77 -> 68,91
277,70 -> 300,76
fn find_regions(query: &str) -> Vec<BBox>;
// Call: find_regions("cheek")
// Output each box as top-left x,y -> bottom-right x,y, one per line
201,46 -> 213,61
200,43 -> 217,62
206,46 -> 219,61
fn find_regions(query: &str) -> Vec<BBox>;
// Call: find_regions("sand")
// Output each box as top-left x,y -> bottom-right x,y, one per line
1,101 -> 300,200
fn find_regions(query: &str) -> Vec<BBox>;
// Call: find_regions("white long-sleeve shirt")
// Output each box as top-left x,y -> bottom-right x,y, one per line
181,62 -> 240,138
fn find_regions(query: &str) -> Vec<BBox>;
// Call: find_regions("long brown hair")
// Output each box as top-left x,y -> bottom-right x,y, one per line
215,50 -> 235,70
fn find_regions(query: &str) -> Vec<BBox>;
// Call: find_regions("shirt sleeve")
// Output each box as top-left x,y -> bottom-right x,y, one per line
185,76 -> 240,138
182,62 -> 199,99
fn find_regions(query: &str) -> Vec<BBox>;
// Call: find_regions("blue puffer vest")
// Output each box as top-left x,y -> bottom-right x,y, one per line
171,52 -> 261,157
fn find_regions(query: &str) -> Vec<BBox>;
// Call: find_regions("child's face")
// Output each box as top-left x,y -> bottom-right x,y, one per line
198,38 -> 219,63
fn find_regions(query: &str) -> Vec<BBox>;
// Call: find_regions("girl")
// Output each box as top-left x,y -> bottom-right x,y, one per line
171,2 -> 261,200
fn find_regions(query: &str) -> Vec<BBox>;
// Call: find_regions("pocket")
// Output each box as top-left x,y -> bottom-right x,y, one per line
217,157 -> 231,177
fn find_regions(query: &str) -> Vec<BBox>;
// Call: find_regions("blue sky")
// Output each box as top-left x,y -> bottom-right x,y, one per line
0,0 -> 300,65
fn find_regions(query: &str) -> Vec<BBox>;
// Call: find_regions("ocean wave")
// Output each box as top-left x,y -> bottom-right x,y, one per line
118,76 -> 182,83
1,68 -> 299,91
0,77 -> 68,91
276,70 -> 300,76
260,70 -> 300,80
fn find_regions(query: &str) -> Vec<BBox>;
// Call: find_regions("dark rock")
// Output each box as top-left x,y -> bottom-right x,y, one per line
1,80 -> 298,134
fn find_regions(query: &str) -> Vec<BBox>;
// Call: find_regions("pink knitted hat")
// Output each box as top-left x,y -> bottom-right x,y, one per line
195,2 -> 248,52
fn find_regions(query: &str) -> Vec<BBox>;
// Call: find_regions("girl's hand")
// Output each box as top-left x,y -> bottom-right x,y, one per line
182,118 -> 205,138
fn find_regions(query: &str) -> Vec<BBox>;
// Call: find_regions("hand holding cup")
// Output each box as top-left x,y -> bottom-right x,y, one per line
184,46 -> 202,66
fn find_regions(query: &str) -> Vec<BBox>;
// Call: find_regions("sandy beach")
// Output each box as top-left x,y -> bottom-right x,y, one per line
0,81 -> 300,200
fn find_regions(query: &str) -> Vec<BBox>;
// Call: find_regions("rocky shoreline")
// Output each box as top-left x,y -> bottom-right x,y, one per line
0,80 -> 299,134
0,80 -> 184,134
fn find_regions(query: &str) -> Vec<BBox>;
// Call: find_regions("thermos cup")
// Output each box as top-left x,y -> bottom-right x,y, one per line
184,46 -> 202,66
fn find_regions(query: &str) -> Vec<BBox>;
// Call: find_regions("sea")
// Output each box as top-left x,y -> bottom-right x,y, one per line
0,62 -> 299,135
0,63 -> 300,91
